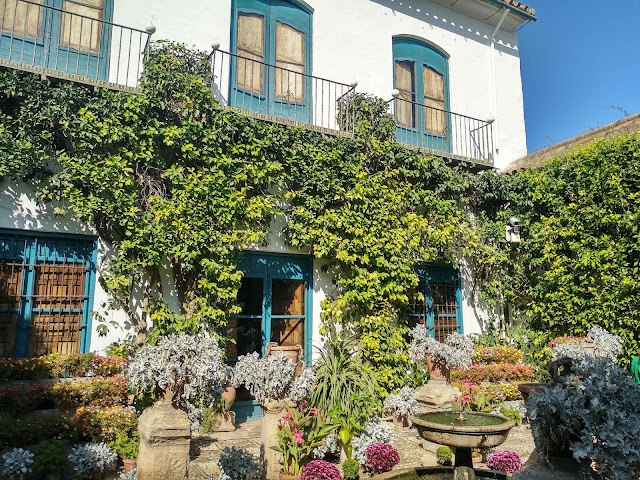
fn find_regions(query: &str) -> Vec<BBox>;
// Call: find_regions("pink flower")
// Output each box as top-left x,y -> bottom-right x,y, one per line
293,428 -> 304,445
309,407 -> 318,415
282,411 -> 294,425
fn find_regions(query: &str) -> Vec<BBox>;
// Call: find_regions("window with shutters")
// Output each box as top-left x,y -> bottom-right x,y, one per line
392,37 -> 450,148
60,0 -> 105,53
230,0 -> 311,119
0,229 -> 97,358
408,265 -> 462,342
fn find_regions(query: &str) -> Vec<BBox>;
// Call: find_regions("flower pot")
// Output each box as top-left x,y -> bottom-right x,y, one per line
266,342 -> 303,363
122,458 -> 137,472
517,382 -> 548,404
393,415 -> 409,428
426,355 -> 450,380
221,385 -> 236,411
279,472 -> 301,480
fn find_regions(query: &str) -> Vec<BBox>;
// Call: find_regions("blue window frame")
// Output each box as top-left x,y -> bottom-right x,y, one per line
230,0 -> 312,122
392,36 -> 451,152
228,251 -> 313,421
409,265 -> 462,342
0,0 -> 113,80
0,228 -> 98,358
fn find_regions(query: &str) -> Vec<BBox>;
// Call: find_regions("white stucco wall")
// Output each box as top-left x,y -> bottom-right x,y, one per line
113,0 -> 527,169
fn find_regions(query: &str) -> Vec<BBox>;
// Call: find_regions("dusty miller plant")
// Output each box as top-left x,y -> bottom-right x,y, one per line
67,443 -> 117,479
383,386 -> 420,418
351,418 -> 395,464
587,326 -> 623,360
118,468 -> 138,480
409,326 -> 473,369
527,357 -> 640,480
128,334 -> 231,429
234,352 -> 312,406
217,446 -> 262,480
1,448 -> 34,480
312,432 -> 339,459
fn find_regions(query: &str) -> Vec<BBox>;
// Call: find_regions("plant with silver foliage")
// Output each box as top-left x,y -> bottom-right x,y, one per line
383,386 -> 420,418
67,443 -> 117,479
587,326 -> 623,360
312,431 -> 339,459
218,446 -> 262,480
234,352 -> 301,405
351,418 -> 394,464
1,448 -> 34,480
128,334 -> 231,429
118,468 -> 137,480
550,343 -> 589,362
409,325 -> 473,369
527,357 -> 640,480
289,366 -> 315,403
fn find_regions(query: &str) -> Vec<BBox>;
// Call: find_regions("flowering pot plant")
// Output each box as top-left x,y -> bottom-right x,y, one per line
364,443 -> 399,474
382,386 -> 420,424
272,406 -> 338,476
409,326 -> 473,377
486,450 -> 521,474
300,460 -> 341,480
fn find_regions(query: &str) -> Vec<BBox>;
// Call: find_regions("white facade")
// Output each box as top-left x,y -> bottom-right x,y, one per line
113,0 -> 529,170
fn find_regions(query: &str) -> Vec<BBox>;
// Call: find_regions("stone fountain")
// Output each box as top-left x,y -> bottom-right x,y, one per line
411,411 -> 516,480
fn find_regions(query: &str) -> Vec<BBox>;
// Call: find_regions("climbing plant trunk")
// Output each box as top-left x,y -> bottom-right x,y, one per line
262,400 -> 286,480
137,398 -> 191,480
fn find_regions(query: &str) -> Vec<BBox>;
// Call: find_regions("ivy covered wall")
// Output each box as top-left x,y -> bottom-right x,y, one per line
1,42 -> 638,390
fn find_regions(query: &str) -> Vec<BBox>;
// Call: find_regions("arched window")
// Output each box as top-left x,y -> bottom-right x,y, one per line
230,0 -> 312,121
392,37 -> 450,151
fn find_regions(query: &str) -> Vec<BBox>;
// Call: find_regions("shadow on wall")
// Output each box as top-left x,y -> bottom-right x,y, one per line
370,0 -> 520,56
460,259 -> 499,334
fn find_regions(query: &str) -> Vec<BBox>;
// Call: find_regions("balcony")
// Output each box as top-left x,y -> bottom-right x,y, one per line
390,96 -> 494,167
209,47 -> 357,137
0,0 -> 153,92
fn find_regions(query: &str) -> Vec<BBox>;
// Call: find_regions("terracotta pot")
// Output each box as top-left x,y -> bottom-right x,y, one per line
122,458 -> 137,473
518,382 -> 548,404
279,471 -> 301,480
426,355 -> 450,380
221,385 -> 236,411
266,342 -> 303,363
393,415 -> 409,428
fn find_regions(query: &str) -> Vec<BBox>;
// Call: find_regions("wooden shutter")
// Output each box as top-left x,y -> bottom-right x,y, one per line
394,60 -> 415,128
432,281 -> 458,343
0,0 -> 44,38
236,13 -> 265,94
60,0 -> 104,53
423,66 -> 446,135
275,22 -> 305,102
270,279 -> 305,347
29,263 -> 86,356
0,261 -> 21,357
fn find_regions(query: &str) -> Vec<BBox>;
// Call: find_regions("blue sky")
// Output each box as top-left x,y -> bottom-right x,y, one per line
518,0 -> 640,153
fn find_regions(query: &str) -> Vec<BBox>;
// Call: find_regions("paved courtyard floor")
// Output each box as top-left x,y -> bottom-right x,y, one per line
189,419 -> 536,477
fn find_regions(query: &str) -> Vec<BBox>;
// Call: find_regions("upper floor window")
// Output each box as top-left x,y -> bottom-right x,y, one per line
392,37 -> 450,151
230,0 -> 312,120
0,0 -> 113,80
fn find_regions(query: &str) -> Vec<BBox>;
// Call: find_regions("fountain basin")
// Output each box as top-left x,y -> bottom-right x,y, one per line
372,467 -> 507,480
411,412 -> 515,449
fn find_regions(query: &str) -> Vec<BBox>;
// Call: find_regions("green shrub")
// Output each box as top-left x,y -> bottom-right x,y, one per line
436,446 -> 452,466
499,405 -> 522,425
32,440 -> 68,475
342,459 -> 360,480
110,429 -> 139,459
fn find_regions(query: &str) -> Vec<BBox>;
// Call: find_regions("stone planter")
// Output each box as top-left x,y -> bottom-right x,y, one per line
221,385 -> 236,411
517,383 -> 548,404
137,398 -> 190,480
426,355 -> 450,380
262,400 -> 287,480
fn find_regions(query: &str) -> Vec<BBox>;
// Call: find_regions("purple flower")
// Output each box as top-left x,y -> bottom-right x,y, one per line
300,460 -> 341,480
486,450 -> 522,474
364,442 -> 400,474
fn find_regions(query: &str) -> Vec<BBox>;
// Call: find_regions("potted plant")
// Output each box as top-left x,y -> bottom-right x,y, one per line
1,448 -> 34,480
382,386 -> 420,427
110,430 -> 139,472
272,406 -> 338,480
32,440 -> 68,480
300,460 -> 341,480
67,443 -> 118,479
363,443 -> 399,474
409,326 -> 473,380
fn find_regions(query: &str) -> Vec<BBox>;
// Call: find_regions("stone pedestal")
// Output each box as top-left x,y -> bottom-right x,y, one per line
262,400 -> 285,480
511,450 -> 585,480
214,411 -> 236,432
416,379 -> 461,413
137,399 -> 191,480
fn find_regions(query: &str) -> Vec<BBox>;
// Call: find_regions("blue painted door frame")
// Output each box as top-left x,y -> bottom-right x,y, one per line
0,228 -> 98,358
392,37 -> 451,152
0,0 -> 113,80
230,0 -> 312,122
415,264 -> 462,338
231,251 -> 313,421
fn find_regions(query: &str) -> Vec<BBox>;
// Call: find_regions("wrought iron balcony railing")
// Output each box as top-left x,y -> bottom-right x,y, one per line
209,46 -> 357,137
0,0 -> 153,92
390,96 -> 494,166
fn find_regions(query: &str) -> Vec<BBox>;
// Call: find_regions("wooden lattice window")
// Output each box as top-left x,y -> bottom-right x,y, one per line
236,12 -> 265,94
0,0 -> 44,37
60,0 -> 104,53
394,60 -> 416,128
423,66 -> 446,135
0,231 -> 95,358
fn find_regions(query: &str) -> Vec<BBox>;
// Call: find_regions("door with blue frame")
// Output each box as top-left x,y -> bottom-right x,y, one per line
408,265 -> 462,341
227,252 -> 312,421
392,37 -> 451,153
0,0 -> 112,81
230,0 -> 312,122
0,229 -> 97,358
